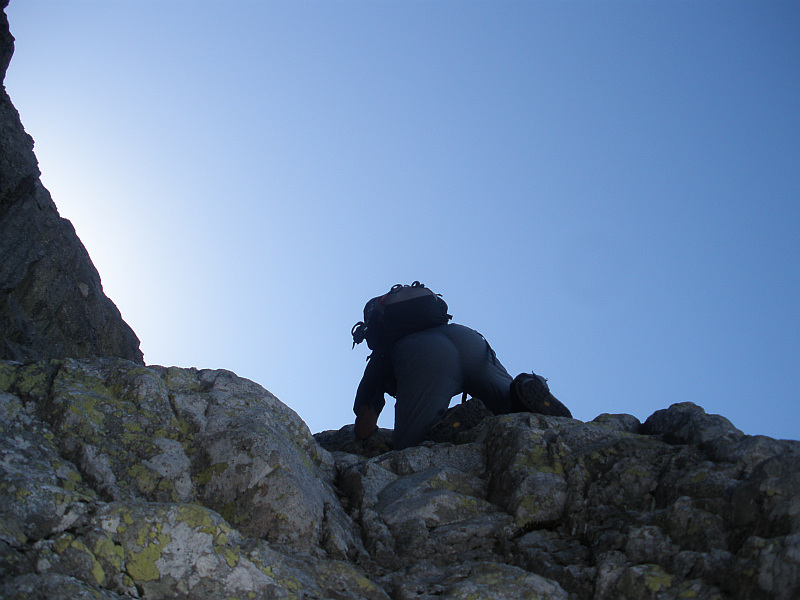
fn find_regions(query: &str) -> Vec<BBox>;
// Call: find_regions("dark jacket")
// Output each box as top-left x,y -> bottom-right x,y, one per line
353,351 -> 396,418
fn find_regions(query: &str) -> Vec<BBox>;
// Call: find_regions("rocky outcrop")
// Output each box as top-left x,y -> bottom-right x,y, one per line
1,357 -> 798,599
0,1 -> 142,364
0,359 -> 378,599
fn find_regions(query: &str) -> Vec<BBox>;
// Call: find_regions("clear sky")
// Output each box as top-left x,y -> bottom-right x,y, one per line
5,1 -> 799,441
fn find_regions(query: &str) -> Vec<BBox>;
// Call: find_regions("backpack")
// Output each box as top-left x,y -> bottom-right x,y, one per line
351,281 -> 452,352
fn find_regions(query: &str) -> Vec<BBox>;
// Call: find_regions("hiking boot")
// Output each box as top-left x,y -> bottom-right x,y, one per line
426,397 -> 492,443
510,373 -> 572,418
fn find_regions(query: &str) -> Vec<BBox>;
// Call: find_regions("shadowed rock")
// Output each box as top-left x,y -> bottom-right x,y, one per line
0,1 -> 142,364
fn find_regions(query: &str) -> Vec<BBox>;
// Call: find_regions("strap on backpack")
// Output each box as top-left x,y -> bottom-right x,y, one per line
351,321 -> 366,348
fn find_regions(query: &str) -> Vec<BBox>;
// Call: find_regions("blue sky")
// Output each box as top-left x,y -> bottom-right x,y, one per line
5,1 -> 799,441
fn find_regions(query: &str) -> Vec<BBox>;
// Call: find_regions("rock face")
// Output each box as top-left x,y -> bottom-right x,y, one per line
0,2 -> 142,364
0,359 -> 379,599
1,358 -> 799,600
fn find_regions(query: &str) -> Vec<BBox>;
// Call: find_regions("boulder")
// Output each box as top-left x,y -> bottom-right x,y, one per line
0,359 -> 380,599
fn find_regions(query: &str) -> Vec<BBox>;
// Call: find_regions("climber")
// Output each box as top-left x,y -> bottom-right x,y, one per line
351,283 -> 572,450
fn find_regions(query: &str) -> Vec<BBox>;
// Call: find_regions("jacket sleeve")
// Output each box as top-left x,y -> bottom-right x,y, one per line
353,355 -> 387,417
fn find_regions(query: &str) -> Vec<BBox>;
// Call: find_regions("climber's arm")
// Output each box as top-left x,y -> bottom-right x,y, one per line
354,404 -> 379,440
353,354 -> 387,440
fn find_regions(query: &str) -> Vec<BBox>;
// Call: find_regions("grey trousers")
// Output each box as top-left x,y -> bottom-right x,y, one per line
390,323 -> 513,449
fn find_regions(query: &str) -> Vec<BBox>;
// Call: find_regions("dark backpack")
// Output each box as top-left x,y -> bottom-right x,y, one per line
351,281 -> 452,352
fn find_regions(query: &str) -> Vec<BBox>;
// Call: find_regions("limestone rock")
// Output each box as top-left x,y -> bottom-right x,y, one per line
0,359 -> 361,557
2,357 -> 800,599
322,406 -> 800,599
0,1 -> 142,364
0,359 -> 377,599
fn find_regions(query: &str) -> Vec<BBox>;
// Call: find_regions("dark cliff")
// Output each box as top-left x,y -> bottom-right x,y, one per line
0,1 -> 142,364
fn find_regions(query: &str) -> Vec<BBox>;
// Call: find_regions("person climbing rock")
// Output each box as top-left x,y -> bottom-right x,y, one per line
351,283 -> 572,450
